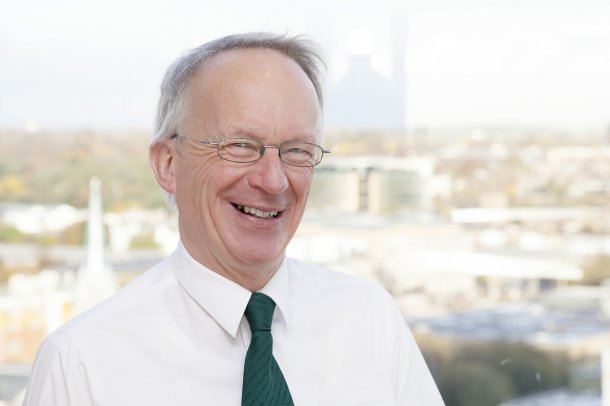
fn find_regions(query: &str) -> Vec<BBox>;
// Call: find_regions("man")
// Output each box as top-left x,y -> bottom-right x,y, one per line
24,32 -> 444,405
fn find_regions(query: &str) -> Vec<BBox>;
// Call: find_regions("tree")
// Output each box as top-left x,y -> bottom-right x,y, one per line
420,339 -> 569,406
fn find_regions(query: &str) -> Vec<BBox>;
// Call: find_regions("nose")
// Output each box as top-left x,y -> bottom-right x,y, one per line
247,147 -> 289,194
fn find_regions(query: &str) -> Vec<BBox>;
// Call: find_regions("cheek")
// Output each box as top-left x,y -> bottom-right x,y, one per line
291,171 -> 314,201
176,159 -> 215,208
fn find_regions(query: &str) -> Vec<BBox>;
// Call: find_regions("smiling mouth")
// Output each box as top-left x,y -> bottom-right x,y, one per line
233,204 -> 280,219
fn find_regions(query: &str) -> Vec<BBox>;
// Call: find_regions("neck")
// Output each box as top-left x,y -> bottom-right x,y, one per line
181,237 -> 282,292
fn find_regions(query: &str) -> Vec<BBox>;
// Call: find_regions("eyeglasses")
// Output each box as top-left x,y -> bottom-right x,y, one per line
174,135 -> 331,167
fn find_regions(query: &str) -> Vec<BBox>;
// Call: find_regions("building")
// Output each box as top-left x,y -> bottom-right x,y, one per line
308,156 -> 438,215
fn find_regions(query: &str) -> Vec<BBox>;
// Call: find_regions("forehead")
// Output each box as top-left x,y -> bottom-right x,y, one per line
183,48 -> 321,138
197,47 -> 310,88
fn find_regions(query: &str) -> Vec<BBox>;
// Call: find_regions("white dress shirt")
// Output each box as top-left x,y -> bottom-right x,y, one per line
23,242 -> 444,405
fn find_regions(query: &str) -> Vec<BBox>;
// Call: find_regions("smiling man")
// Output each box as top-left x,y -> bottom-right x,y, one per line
23,33 -> 444,405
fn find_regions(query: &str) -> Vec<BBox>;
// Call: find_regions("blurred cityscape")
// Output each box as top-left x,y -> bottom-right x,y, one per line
1,127 -> 609,405
3,0 -> 610,404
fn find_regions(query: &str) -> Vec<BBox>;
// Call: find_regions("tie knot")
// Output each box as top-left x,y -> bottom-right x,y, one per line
245,292 -> 275,333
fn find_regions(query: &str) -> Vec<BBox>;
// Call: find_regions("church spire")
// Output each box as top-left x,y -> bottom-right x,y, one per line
75,177 -> 117,313
84,177 -> 105,275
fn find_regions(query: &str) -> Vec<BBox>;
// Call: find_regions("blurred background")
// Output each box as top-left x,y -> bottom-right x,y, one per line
1,0 -> 610,404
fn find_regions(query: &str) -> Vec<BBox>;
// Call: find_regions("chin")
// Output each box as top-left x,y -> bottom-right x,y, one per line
234,242 -> 285,266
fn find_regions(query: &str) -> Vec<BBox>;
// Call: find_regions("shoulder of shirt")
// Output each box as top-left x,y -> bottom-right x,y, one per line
284,257 -> 406,333
285,256 -> 394,300
50,256 -> 176,338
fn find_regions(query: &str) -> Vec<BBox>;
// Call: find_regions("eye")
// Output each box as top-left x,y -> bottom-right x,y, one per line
282,142 -> 317,156
230,141 -> 257,150
219,139 -> 262,160
280,142 -> 321,166
285,146 -> 312,156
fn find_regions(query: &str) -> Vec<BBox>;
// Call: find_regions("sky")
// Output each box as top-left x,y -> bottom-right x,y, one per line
1,0 -> 609,133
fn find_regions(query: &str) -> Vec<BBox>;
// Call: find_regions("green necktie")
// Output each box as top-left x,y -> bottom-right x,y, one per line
242,292 -> 294,406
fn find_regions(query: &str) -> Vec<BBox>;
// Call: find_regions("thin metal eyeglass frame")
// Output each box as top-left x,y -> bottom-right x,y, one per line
172,135 -> 331,167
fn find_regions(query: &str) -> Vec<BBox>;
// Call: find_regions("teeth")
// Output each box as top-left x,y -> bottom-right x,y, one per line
236,205 -> 279,218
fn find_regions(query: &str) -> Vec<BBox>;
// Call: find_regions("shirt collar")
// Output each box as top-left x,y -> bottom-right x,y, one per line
171,241 -> 291,338
259,257 -> 291,329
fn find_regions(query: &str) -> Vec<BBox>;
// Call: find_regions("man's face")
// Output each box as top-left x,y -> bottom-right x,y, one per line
168,48 -> 321,283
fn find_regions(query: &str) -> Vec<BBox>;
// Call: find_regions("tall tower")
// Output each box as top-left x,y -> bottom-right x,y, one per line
325,13 -> 408,131
75,177 -> 117,313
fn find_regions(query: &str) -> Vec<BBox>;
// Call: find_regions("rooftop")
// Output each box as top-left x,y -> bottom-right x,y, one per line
411,302 -> 610,346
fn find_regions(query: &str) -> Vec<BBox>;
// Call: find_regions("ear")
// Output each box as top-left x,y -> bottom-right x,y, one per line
149,140 -> 177,195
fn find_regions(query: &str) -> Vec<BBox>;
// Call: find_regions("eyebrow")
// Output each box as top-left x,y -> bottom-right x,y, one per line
224,126 -> 262,140
225,126 -> 318,144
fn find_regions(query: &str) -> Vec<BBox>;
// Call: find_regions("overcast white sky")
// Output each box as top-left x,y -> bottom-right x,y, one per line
1,0 -> 609,132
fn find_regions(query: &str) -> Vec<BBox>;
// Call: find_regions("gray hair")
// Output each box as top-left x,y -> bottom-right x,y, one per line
152,32 -> 325,144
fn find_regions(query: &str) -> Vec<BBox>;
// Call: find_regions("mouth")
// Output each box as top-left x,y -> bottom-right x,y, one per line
232,203 -> 281,219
